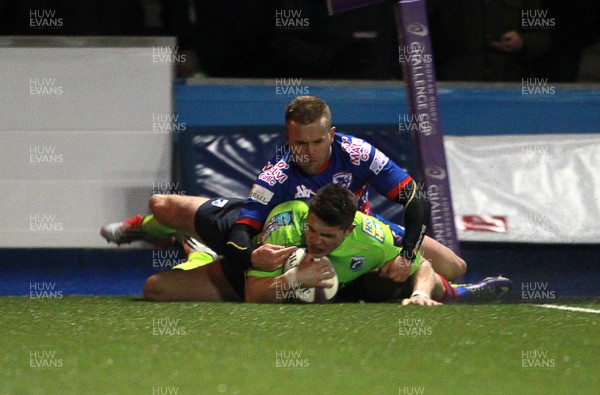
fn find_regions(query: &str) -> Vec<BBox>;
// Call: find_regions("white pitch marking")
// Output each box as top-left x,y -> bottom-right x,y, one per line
533,304 -> 600,314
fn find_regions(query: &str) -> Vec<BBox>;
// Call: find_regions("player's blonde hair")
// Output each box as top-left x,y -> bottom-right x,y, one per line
285,96 -> 332,129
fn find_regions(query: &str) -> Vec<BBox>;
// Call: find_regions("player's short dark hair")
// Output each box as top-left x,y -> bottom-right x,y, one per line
285,96 -> 332,129
309,184 -> 358,230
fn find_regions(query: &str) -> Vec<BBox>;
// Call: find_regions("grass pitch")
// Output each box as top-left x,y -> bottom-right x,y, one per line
1,297 -> 598,395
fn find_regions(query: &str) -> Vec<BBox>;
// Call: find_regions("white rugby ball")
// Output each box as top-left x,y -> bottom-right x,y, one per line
283,247 -> 339,303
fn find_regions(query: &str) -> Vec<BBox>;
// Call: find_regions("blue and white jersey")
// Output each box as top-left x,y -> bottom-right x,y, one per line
237,133 -> 413,237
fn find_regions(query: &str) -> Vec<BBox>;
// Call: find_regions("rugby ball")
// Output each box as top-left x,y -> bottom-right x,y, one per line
282,247 -> 339,303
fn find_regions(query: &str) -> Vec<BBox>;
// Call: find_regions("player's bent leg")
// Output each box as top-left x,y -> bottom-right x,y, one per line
149,195 -> 210,241
420,236 -> 467,281
143,260 -> 241,302
100,214 -> 177,246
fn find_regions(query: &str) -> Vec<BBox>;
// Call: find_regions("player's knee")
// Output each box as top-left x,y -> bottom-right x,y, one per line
149,194 -> 172,222
149,194 -> 166,212
455,256 -> 467,276
144,274 -> 165,301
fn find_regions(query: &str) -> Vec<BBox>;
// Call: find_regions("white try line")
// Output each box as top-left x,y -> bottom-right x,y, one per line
533,304 -> 600,314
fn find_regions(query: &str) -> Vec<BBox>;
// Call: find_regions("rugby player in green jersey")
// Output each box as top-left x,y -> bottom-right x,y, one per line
135,183 -> 510,303
245,183 -> 445,306
103,187 -> 510,304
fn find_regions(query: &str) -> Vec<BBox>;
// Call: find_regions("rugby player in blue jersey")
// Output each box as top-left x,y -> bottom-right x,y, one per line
223,96 -> 465,284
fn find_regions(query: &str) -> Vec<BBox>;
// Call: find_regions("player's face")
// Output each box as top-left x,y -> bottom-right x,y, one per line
285,118 -> 334,175
304,212 -> 352,258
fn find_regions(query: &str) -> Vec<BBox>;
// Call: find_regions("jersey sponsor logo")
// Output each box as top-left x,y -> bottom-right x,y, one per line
249,184 -> 274,205
340,136 -> 370,166
258,160 -> 289,186
210,198 -> 229,208
260,210 -> 294,243
332,172 -> 352,189
361,216 -> 385,244
275,211 -> 293,226
261,161 -> 273,172
369,149 -> 389,175
294,185 -> 315,198
350,256 -> 365,272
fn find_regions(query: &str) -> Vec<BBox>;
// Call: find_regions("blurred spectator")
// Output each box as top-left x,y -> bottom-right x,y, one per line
428,0 -> 551,81
159,0 -> 203,78
534,0 -> 598,82
268,0 -> 399,79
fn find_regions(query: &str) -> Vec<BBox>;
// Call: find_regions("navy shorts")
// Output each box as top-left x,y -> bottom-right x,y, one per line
194,197 -> 246,297
193,197 -> 245,256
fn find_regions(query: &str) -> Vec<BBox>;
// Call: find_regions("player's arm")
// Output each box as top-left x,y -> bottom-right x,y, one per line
226,180 -> 279,271
378,253 -> 420,283
397,178 -> 430,260
361,142 -> 430,260
225,222 -> 258,271
251,244 -> 297,270
227,224 -> 294,272
245,252 -> 334,304
401,258 -> 443,306
229,157 -> 292,271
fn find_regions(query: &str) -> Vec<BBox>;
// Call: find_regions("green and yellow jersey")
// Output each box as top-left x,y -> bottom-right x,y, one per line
248,200 -> 421,288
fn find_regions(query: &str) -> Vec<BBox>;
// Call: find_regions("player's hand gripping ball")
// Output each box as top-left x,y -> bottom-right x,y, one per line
282,247 -> 339,303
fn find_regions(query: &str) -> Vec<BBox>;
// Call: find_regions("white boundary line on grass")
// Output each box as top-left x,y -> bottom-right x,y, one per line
533,304 -> 600,314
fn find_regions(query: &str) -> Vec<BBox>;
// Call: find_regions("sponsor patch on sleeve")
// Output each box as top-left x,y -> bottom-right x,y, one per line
257,160 -> 289,186
369,149 -> 389,175
248,184 -> 274,206
210,198 -> 229,208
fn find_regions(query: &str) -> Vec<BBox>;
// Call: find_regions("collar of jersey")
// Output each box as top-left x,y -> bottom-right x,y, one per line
296,159 -> 331,176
